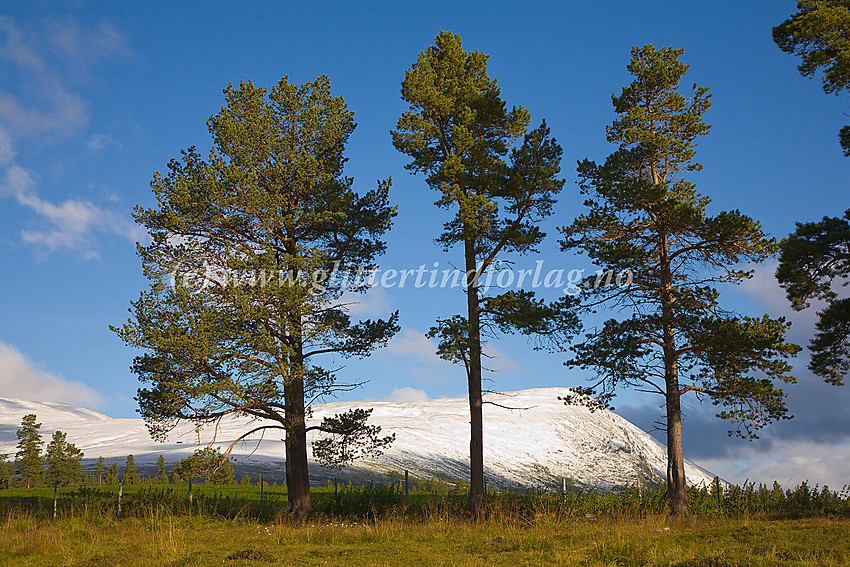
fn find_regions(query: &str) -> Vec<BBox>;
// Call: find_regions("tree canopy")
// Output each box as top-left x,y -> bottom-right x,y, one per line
777,208 -> 850,385
774,0 -> 850,154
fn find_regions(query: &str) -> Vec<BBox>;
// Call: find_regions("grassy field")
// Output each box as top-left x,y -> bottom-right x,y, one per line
1,483 -> 849,566
2,512 -> 849,566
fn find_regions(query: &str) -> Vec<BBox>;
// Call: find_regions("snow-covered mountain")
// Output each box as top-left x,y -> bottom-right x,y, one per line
0,388 -> 718,489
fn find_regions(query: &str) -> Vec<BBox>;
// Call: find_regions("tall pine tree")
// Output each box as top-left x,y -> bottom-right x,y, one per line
92,456 -> 105,486
15,414 -> 43,489
113,75 -> 398,519
393,31 -> 577,521
560,45 -> 800,514
124,455 -> 139,485
44,431 -> 84,487
0,454 -> 13,489
156,455 -> 168,483
105,463 -> 119,486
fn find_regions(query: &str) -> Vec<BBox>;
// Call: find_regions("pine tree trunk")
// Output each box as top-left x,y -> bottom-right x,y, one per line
664,372 -> 688,515
660,239 -> 688,516
282,241 -> 311,521
465,239 -> 485,522
284,374 -> 311,520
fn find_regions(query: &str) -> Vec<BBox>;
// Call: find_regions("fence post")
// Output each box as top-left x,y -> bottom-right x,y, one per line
188,478 -> 193,516
405,470 -> 410,508
117,478 -> 123,518
53,482 -> 58,521
715,476 -> 722,509
259,474 -> 264,503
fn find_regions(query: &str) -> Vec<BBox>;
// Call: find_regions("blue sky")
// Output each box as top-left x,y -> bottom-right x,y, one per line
1,1 -> 848,487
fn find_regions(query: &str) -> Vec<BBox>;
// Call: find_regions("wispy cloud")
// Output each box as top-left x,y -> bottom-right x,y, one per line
85,133 -> 121,152
384,327 -> 520,389
386,328 -> 520,370
0,163 -> 145,259
0,16 -> 127,140
0,127 -> 14,164
386,328 -> 444,365
384,387 -> 430,402
0,341 -> 102,407
0,17 -> 88,140
0,17 -> 140,259
44,16 -> 126,71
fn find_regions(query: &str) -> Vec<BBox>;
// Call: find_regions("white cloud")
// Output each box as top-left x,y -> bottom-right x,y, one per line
0,17 -> 125,141
0,85 -> 87,140
0,17 -> 46,74
0,341 -> 102,407
0,17 -> 88,139
384,387 -> 430,402
734,260 -> 846,347
698,439 -> 850,490
1,164 -> 144,258
0,18 -> 138,259
386,328 -> 444,365
0,127 -> 14,165
738,261 -> 798,315
45,17 -> 126,69
85,133 -> 121,152
0,162 -> 34,199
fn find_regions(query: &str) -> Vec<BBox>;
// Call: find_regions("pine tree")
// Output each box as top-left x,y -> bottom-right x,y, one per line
560,45 -> 800,514
172,448 -> 235,484
105,463 -> 119,486
124,455 -> 139,485
392,30 -> 578,521
156,455 -> 168,483
14,414 -> 43,489
92,456 -> 105,486
44,431 -> 84,487
113,75 -> 398,519
0,454 -> 13,489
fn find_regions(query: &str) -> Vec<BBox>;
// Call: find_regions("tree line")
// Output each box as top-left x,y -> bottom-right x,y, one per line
0,414 -> 241,488
105,2 -> 850,521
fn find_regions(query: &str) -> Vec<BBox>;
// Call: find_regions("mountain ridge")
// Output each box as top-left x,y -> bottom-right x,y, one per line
0,388 -> 719,489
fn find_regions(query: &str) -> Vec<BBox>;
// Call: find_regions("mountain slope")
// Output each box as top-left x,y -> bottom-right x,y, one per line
0,388 -> 718,489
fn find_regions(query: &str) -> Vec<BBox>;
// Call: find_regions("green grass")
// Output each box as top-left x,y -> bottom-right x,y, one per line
1,482 -> 848,565
1,512 -> 848,566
